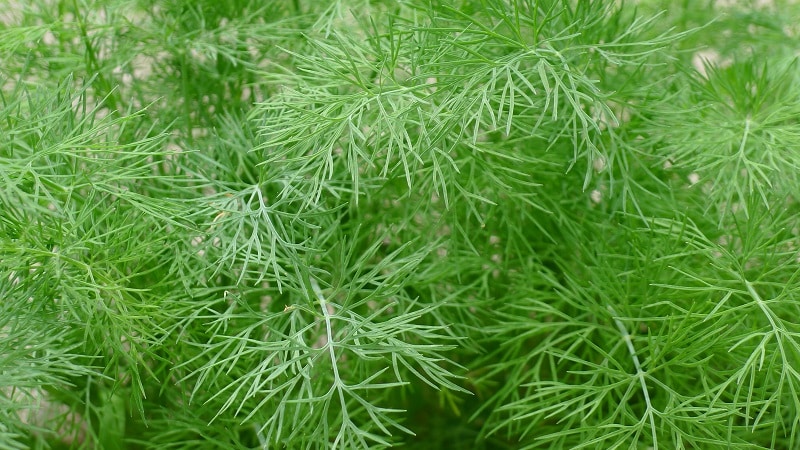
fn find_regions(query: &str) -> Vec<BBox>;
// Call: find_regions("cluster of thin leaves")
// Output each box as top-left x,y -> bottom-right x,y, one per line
2,0 -> 800,449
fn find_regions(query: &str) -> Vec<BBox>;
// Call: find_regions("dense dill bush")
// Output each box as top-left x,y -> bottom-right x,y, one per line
2,0 -> 800,448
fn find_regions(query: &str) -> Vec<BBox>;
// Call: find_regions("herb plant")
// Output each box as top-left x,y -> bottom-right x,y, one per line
2,0 -> 800,448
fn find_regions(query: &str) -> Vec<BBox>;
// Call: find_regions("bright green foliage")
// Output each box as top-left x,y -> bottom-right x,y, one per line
2,0 -> 800,449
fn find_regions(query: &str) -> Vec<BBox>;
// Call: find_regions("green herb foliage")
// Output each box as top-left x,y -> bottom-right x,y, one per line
2,0 -> 800,448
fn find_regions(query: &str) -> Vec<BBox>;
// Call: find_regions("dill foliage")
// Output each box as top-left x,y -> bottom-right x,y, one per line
2,0 -> 800,449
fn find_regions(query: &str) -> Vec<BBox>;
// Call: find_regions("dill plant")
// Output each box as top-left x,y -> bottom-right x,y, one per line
2,0 -> 800,449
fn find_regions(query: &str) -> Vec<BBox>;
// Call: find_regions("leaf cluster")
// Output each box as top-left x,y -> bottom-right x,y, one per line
2,0 -> 800,449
